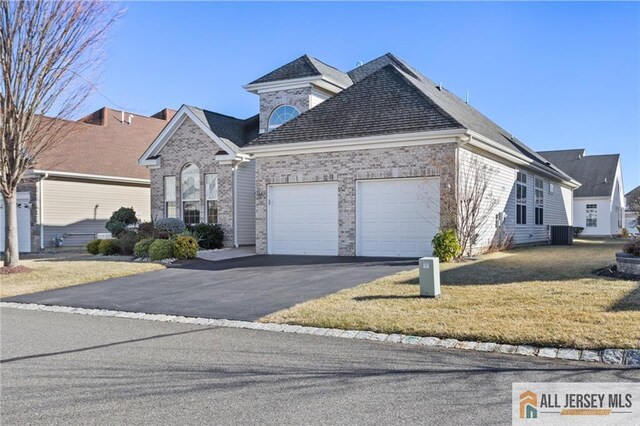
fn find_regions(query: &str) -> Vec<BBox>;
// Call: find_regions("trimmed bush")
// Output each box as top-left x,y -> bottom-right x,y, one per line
432,229 -> 461,262
106,207 -> 138,237
573,227 -> 584,238
155,218 -> 186,236
118,231 -> 137,256
189,223 -> 224,249
148,239 -> 174,260
174,235 -> 198,259
86,239 -> 102,255
98,239 -> 121,256
134,238 -> 156,258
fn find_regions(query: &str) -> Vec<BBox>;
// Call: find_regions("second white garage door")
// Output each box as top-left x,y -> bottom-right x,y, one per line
268,182 -> 339,255
356,178 -> 439,257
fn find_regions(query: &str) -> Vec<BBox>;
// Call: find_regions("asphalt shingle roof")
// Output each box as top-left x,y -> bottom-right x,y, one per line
626,185 -> 640,210
249,55 -> 352,87
186,106 -> 258,148
537,149 -> 619,197
248,64 -> 463,145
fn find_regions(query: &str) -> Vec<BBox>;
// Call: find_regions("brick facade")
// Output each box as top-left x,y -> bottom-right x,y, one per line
254,143 -> 459,255
259,88 -> 312,134
150,118 -> 235,247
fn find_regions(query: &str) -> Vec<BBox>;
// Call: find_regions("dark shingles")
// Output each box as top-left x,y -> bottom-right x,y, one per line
247,65 -> 463,146
538,149 -> 619,197
186,106 -> 258,148
626,185 -> 640,209
249,55 -> 351,87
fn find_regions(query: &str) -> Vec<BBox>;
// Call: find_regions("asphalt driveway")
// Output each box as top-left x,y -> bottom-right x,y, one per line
6,255 -> 418,321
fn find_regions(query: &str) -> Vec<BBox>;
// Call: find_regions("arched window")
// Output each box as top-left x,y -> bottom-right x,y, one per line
268,105 -> 299,130
181,163 -> 200,224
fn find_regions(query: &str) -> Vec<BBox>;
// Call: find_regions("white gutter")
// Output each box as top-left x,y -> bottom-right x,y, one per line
32,170 -> 150,185
232,164 -> 238,247
39,172 -> 48,250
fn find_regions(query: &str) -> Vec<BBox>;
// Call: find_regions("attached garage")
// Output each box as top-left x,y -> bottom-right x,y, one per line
356,177 -> 439,258
0,192 -> 32,253
267,182 -> 339,255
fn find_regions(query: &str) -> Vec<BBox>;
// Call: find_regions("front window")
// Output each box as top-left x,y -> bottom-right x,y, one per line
586,204 -> 597,227
205,174 -> 218,224
164,176 -> 176,218
181,163 -> 200,224
534,177 -> 544,225
268,105 -> 299,130
516,171 -> 527,225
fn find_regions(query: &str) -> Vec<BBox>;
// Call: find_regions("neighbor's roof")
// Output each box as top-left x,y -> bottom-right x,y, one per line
248,54 -> 352,87
246,53 -> 573,181
35,107 -> 174,180
626,185 -> 640,209
538,149 -> 620,197
185,106 -> 258,148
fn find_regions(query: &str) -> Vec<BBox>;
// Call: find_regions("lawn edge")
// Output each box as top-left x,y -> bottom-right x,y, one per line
1,301 -> 638,367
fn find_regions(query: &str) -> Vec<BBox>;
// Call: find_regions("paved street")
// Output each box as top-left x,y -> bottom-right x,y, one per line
2,308 -> 637,425
6,255 -> 417,320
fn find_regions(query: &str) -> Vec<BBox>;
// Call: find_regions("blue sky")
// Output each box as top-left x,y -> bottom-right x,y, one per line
84,1 -> 640,190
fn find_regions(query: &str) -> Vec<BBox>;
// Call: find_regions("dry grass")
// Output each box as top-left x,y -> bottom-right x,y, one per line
0,255 -> 165,298
262,239 -> 640,349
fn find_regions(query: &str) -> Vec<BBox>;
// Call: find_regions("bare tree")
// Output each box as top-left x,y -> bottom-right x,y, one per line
454,155 -> 500,257
0,1 -> 120,267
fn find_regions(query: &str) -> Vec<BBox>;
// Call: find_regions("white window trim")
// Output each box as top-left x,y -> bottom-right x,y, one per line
534,177 -> 544,226
268,105 -> 300,130
164,176 -> 176,219
205,173 -> 219,224
516,171 -> 527,226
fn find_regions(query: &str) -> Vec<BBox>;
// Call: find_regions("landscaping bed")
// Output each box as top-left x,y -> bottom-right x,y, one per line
261,239 -> 640,349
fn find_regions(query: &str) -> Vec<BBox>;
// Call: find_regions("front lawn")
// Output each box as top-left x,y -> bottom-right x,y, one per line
261,239 -> 640,349
0,255 -> 165,298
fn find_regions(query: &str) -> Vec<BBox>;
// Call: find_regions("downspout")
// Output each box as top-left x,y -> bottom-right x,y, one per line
232,163 -> 239,247
39,172 -> 48,250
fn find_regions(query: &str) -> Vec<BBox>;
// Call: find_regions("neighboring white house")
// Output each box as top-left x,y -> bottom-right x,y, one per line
1,107 -> 173,252
538,149 -> 625,236
141,53 -> 580,257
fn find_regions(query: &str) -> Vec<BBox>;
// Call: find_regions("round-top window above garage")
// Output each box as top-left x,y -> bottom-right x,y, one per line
268,105 -> 299,130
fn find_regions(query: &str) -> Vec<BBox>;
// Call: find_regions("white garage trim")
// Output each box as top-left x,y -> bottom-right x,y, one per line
267,182 -> 339,255
356,177 -> 440,258
0,192 -> 32,253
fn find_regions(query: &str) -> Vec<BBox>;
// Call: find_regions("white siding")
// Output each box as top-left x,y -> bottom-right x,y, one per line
459,148 -> 572,248
42,178 -> 150,247
573,197 -> 613,236
235,160 -> 256,246
309,87 -> 331,108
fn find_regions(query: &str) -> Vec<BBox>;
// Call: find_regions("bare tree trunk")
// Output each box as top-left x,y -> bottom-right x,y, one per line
3,189 -> 18,266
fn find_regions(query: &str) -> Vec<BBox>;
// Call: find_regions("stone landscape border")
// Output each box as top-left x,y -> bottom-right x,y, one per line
2,301 -> 638,367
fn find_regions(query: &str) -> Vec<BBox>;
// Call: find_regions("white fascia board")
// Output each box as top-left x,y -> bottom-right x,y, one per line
138,105 -> 241,166
465,130 -> 581,189
32,169 -> 150,185
243,129 -> 467,157
243,75 -> 348,95
214,152 -> 251,163
574,195 -> 611,201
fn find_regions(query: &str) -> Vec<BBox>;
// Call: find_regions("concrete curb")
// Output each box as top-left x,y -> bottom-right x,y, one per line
2,301 -> 638,367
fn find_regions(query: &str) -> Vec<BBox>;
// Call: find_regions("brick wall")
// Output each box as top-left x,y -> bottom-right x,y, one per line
150,118 -> 234,247
259,87 -> 312,133
255,143 -> 458,255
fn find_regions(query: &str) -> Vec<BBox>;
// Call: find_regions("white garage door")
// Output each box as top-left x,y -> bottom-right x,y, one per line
268,182 -> 339,255
357,178 -> 439,257
0,192 -> 32,253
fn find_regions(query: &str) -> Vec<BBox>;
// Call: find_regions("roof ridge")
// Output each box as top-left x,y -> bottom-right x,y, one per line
187,105 -> 250,122
303,54 -> 322,75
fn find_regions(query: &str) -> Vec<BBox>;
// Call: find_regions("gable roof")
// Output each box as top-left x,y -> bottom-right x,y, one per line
626,185 -> 640,209
248,64 -> 463,145
35,107 -> 172,180
139,105 -> 258,164
246,53 -> 574,182
186,106 -> 258,148
248,55 -> 352,87
537,149 -> 619,197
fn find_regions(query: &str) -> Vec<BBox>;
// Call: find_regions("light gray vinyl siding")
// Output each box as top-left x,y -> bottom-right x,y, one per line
42,178 -> 150,247
459,147 -> 572,248
235,160 -> 256,245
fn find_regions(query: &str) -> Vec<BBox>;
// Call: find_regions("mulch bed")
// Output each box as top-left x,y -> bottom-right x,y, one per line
0,265 -> 33,275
